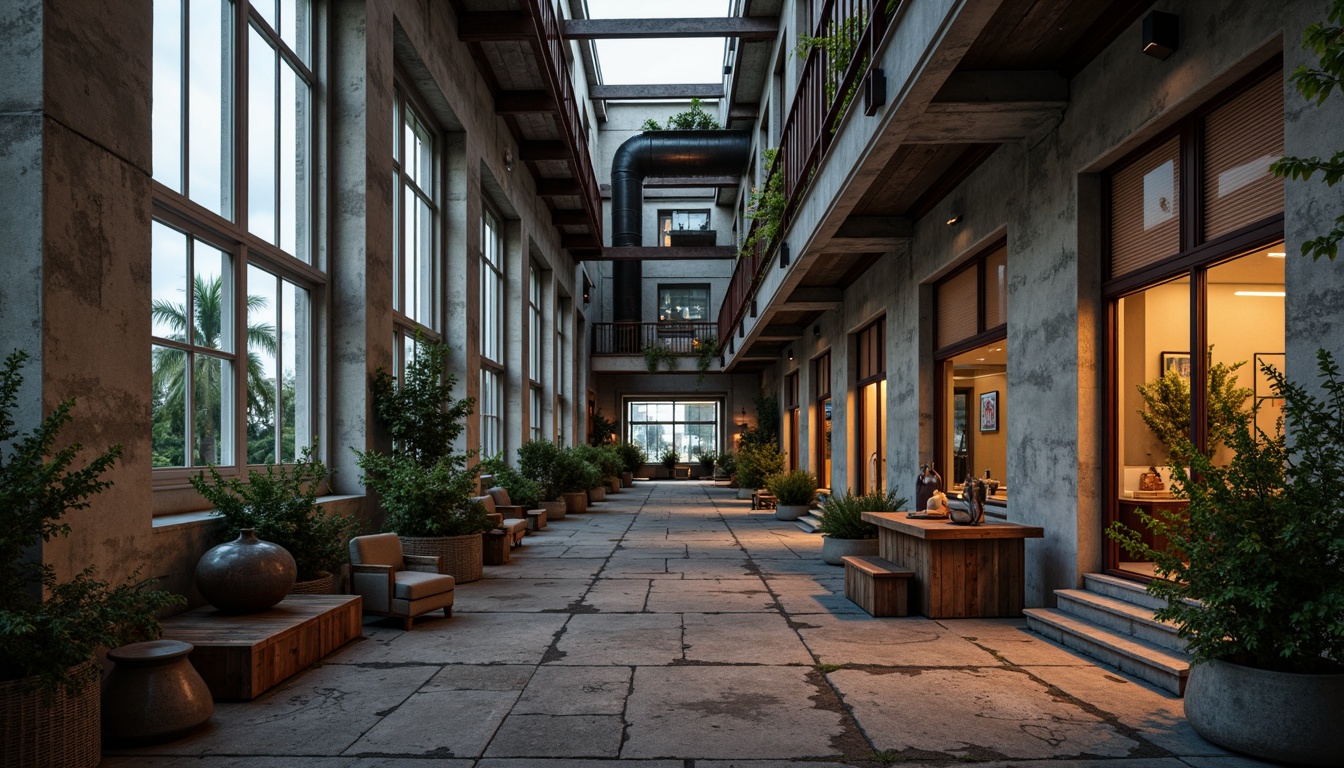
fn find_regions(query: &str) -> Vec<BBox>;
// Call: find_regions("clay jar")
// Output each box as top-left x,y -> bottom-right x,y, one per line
195,529 -> 296,613
102,640 -> 213,743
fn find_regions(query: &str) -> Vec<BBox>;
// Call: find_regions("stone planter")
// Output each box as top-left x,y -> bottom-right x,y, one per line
820,536 -> 879,565
620,471 -> 634,487
774,504 -> 809,521
1184,657 -> 1344,766
737,488 -> 756,500
608,477 -> 621,493
399,533 -> 484,584
0,660 -> 100,767
102,640 -> 213,743
540,499 -> 567,521
588,486 -> 606,503
562,491 -> 588,514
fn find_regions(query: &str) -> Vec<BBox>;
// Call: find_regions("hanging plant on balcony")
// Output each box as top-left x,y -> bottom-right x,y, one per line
643,342 -> 676,373
693,336 -> 720,389
795,15 -> 867,132
739,148 -> 786,260
641,98 -> 721,131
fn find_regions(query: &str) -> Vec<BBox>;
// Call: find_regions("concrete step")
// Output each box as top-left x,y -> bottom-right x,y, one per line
1081,572 -> 1167,611
1024,608 -> 1190,696
1055,589 -> 1186,653
795,514 -> 823,533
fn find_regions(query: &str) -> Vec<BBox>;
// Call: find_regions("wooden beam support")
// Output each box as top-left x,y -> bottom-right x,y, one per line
457,12 -> 531,42
597,246 -> 737,261
823,216 -> 913,253
728,102 -> 760,121
907,71 -> 1069,143
495,90 -> 554,114
562,17 -> 778,41
537,179 -> 580,197
520,141 -> 570,162
550,211 -> 589,226
644,175 -> 741,189
780,287 -> 843,311
755,324 -> 805,341
590,84 -> 724,101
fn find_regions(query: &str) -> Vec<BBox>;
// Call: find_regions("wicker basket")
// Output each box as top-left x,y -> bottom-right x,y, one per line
290,571 -> 337,594
399,534 -> 483,584
0,660 -> 100,768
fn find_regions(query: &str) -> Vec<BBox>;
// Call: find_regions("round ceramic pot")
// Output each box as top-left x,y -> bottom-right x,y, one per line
588,486 -> 606,502
195,529 -> 296,613
562,491 -> 588,514
102,640 -> 213,743
540,499 -> 567,520
1184,657 -> 1344,766
736,488 -> 756,500
820,536 -> 879,565
0,660 -> 100,767
775,504 -> 810,521
621,472 -> 634,487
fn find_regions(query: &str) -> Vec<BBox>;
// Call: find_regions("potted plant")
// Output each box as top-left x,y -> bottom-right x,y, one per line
816,489 -> 906,565
0,351 -> 182,767
570,445 -> 608,502
696,449 -> 717,479
518,439 -> 568,519
717,450 -> 736,483
660,446 -> 680,479
734,441 -> 784,499
1110,353 -> 1344,765
615,442 -> 646,487
553,449 -> 594,514
191,444 -> 357,593
480,454 -> 543,511
767,469 -> 819,520
595,445 -> 624,492
356,337 -> 489,584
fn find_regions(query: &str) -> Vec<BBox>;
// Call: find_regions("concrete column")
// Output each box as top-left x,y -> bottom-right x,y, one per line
503,219 -> 525,455
540,268 -> 557,444
442,132 -> 471,453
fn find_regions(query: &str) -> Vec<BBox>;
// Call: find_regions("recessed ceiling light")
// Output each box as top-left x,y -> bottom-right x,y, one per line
1234,291 -> 1285,297
976,357 -> 986,361
1268,252 -> 1286,258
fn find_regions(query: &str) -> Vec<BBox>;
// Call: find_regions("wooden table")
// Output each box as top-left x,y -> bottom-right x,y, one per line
862,512 -> 1044,619
161,594 -> 362,701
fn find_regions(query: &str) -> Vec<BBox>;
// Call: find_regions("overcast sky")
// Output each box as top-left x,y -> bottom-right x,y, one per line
587,0 -> 731,85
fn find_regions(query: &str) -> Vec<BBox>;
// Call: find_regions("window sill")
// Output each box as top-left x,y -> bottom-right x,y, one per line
152,494 -> 365,532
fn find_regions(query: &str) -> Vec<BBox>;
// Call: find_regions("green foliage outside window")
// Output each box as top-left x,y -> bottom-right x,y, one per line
641,98 -> 721,131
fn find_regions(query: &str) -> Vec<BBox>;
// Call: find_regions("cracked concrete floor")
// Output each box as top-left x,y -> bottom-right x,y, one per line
104,481 -> 1275,767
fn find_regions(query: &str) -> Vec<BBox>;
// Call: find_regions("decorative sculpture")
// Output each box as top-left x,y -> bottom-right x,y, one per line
951,477 -> 986,526
914,463 -> 942,512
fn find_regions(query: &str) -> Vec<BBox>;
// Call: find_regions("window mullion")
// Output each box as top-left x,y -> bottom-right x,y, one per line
274,273 -> 284,463
179,0 -> 190,195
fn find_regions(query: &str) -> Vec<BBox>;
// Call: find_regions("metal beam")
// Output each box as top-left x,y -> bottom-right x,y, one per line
495,90 -> 554,114
590,84 -> 724,101
457,12 -> 531,42
780,287 -> 843,310
597,246 -> 737,261
563,17 -> 778,41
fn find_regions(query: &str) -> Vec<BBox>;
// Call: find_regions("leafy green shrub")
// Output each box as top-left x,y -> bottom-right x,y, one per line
740,148 -> 786,259
480,453 -> 542,509
735,441 -> 785,489
191,444 -> 357,581
553,448 -> 602,492
716,450 -> 736,477
643,343 -> 675,373
1110,351 -> 1344,672
0,351 -> 183,691
696,449 -> 718,469
518,439 -> 564,501
767,470 -> 819,506
642,98 -> 720,131
358,452 -> 487,536
588,410 -> 617,446
817,489 -> 906,540
661,447 -> 680,469
571,444 -> 621,480
615,442 -> 647,474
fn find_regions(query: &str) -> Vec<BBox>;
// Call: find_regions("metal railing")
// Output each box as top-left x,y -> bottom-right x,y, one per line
719,0 -> 901,349
592,322 -> 719,355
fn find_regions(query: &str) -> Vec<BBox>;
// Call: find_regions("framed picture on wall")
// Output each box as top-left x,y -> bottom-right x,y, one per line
979,390 -> 999,433
1161,351 -> 1191,379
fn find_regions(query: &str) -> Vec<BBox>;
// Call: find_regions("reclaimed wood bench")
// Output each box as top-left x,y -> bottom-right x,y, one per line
843,555 -> 914,617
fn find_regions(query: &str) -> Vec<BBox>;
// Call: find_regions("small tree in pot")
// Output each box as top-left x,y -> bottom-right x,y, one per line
518,440 -> 568,519
660,446 -> 680,478
569,444 -> 611,501
734,441 -> 784,498
552,449 -> 597,514
816,489 -> 906,565
480,454 -> 543,510
615,442 -> 646,486
766,469 -> 818,520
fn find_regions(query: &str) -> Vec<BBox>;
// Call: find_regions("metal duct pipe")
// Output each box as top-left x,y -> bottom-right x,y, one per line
610,130 -> 752,322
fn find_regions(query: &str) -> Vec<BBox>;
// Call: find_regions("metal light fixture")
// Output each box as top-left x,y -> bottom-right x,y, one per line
787,348 -> 794,361
780,242 -> 790,268
1142,11 -> 1179,60
504,149 -> 515,172
946,214 -> 962,226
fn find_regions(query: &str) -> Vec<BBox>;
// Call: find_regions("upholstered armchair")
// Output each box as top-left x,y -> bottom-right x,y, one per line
487,486 -> 547,532
348,533 -> 455,630
472,494 -> 527,547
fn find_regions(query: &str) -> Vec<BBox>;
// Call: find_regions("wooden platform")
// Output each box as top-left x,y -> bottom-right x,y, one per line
843,555 -> 913,617
161,594 -> 362,701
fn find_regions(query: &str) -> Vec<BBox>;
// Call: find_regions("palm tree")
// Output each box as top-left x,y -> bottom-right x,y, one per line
152,275 -> 277,465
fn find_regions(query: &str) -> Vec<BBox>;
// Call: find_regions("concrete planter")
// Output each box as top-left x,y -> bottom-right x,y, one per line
562,491 -> 588,514
588,486 -> 606,503
540,499 -> 566,521
1184,657 -> 1344,766
736,488 -> 756,500
775,504 -> 809,521
820,536 -> 879,565
620,472 -> 634,487
608,477 -> 621,493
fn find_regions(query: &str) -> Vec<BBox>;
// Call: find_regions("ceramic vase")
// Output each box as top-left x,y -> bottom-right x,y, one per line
195,529 -> 296,613
102,640 -> 213,743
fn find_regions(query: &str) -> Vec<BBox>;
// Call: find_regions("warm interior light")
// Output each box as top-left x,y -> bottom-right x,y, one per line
1234,291 -> 1286,297
1268,252 -> 1286,258
946,215 -> 962,226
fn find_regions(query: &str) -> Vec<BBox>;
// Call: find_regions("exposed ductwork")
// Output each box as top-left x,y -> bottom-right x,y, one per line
610,130 -> 752,322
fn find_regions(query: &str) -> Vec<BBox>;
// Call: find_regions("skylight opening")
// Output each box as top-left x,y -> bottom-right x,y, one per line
587,0 -> 732,88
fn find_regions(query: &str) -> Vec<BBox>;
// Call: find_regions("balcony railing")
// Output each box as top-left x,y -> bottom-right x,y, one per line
592,322 -> 719,356
719,0 -> 900,350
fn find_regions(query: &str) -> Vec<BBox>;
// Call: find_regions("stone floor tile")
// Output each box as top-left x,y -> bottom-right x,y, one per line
665,559 -> 757,579
485,558 -> 607,580
645,578 -> 775,612
420,664 -> 535,692
580,578 -> 651,611
550,613 -> 684,665
483,714 -> 625,757
343,689 -> 518,758
476,761 -> 681,768
514,665 -> 632,714
622,666 -> 844,759
682,612 -> 814,664
102,759 -> 475,767
830,666 -> 1140,759
328,613 -> 566,665
455,577 -> 590,613
795,613 -> 1002,666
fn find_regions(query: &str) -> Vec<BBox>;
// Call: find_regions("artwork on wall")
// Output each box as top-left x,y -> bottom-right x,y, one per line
979,390 -> 999,433
1161,351 -> 1191,379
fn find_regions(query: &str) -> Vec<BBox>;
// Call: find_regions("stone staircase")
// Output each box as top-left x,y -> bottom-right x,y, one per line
1024,573 -> 1192,696
795,513 -> 823,533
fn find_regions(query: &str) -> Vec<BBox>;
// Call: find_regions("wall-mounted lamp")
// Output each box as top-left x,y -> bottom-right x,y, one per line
504,149 -> 515,172
779,242 -> 790,268
738,407 -> 748,430
787,348 -> 794,361
813,324 -> 821,339
946,214 -> 962,226
863,68 -> 887,116
1142,11 -> 1179,60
